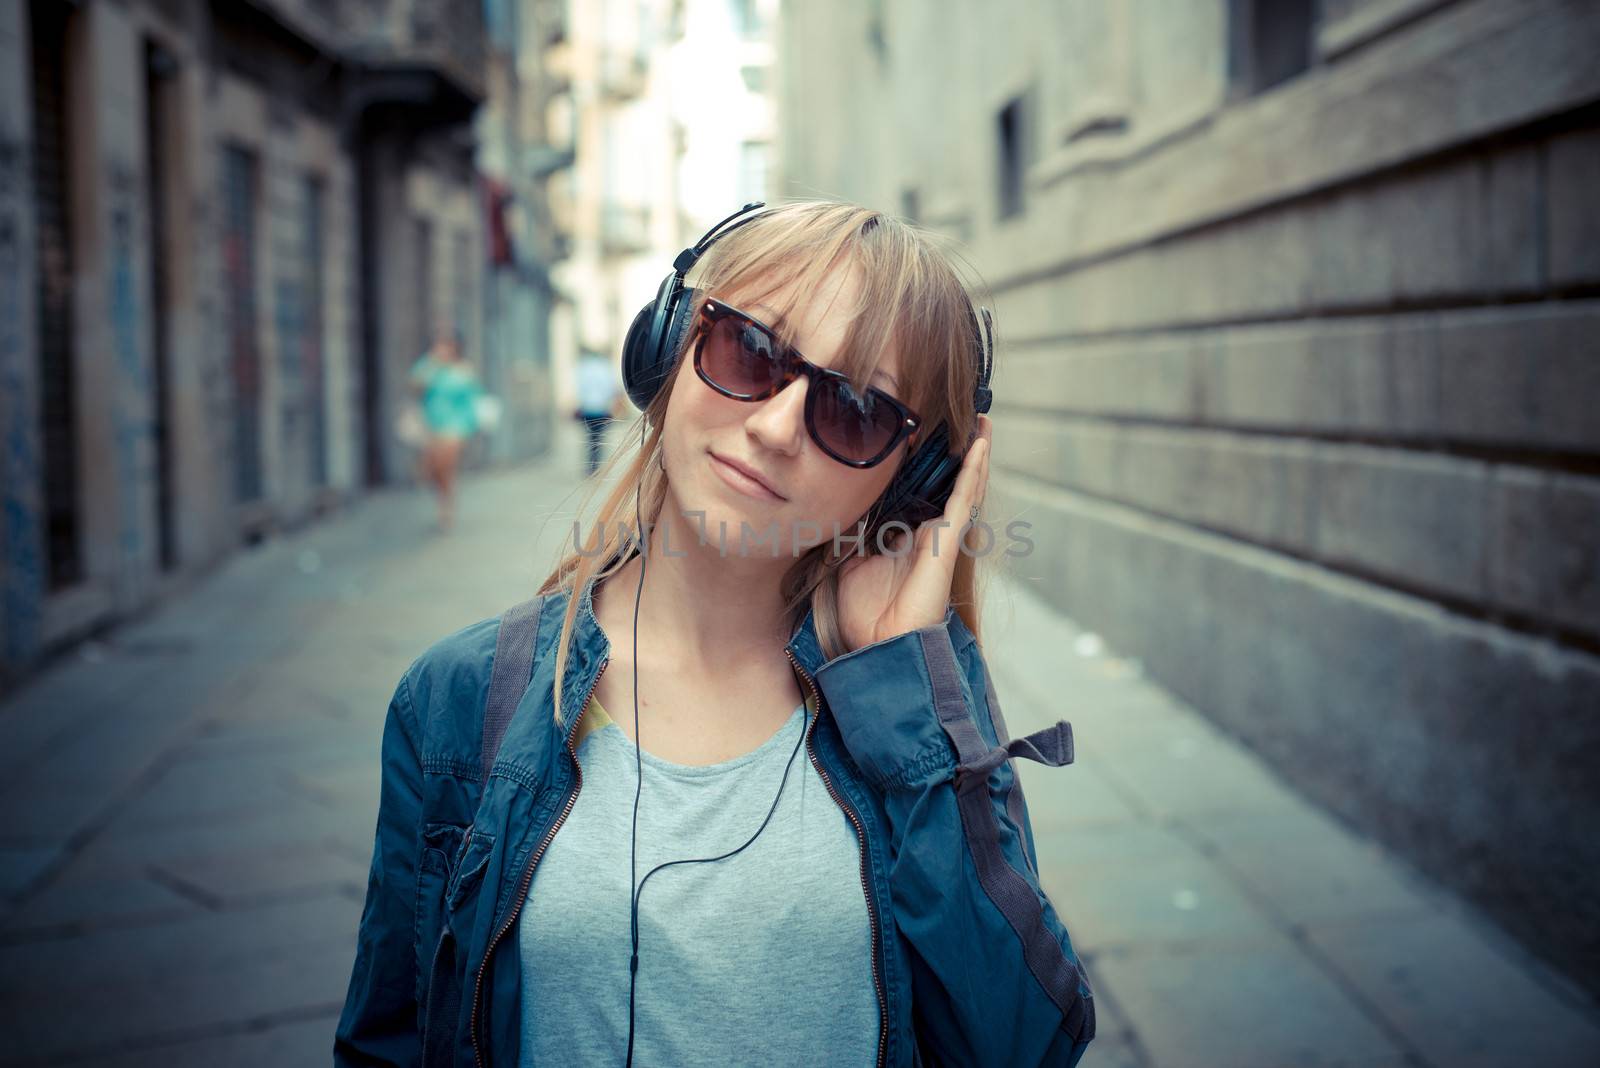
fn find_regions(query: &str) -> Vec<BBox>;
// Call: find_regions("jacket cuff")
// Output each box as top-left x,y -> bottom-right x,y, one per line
813,607 -> 969,791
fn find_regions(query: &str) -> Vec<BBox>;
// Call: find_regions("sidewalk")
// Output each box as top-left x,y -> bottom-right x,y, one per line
0,422 -> 1595,1066
986,586 -> 1600,1067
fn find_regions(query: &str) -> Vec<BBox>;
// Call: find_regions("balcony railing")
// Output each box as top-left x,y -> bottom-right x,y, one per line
342,0 -> 488,103
598,48 -> 648,100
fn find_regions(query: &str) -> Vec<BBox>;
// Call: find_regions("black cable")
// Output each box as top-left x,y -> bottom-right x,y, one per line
622,421 -> 809,1067
626,419 -> 647,1067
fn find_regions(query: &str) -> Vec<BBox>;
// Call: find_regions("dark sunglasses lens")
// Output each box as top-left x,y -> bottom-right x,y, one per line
811,378 -> 904,464
701,314 -> 783,396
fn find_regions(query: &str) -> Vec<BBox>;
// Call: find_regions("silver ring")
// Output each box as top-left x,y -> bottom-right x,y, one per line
969,504 -> 980,522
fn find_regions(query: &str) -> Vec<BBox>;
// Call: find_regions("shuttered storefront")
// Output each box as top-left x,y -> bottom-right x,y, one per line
30,0 -> 81,591
305,177 -> 327,489
221,145 -> 262,505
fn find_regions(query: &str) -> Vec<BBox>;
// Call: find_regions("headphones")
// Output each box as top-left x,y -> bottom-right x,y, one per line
620,201 -> 995,534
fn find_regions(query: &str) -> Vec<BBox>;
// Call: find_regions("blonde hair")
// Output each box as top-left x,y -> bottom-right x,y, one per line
537,199 -> 996,727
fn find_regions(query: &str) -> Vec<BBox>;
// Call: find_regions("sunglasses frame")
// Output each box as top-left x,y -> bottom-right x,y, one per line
690,297 -> 923,469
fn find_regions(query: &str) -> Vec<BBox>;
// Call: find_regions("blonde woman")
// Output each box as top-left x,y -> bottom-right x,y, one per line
337,202 -> 1095,1066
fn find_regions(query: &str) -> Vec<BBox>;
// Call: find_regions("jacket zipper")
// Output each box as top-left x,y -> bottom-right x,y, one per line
787,646 -> 889,1068
470,656 -> 608,1068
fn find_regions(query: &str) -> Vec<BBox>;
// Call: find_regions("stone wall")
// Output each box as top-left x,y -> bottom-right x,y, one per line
777,0 -> 1600,996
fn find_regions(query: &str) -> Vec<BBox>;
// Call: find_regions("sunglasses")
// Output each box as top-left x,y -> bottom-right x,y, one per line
691,298 -> 923,468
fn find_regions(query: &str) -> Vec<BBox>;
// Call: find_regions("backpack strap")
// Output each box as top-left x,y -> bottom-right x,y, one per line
480,595 -> 548,781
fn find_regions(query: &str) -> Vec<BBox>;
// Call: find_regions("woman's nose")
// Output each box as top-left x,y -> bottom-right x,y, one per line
744,375 -> 808,455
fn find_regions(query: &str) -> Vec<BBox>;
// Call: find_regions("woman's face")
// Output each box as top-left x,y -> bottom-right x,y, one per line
659,266 -> 913,557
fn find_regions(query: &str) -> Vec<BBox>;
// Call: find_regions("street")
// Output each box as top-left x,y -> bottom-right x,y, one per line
1,423 -> 1597,1067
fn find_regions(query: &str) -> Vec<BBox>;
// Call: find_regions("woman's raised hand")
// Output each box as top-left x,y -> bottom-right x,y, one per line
837,414 -> 992,653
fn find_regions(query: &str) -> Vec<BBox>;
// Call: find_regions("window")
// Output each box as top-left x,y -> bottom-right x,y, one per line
900,187 -> 920,225
996,92 -> 1033,220
728,0 -> 763,39
739,141 -> 769,205
1229,0 -> 1315,96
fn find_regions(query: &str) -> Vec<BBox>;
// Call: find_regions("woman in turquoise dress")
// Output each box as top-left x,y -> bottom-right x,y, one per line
408,327 -> 484,531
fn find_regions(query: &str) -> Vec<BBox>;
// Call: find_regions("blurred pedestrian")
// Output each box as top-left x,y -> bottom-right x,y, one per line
575,347 -> 619,477
408,325 -> 484,532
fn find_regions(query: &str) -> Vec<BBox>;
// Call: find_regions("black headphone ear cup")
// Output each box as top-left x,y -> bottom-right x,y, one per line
871,423 -> 958,533
620,298 -> 663,411
661,286 -> 700,369
621,280 -> 703,413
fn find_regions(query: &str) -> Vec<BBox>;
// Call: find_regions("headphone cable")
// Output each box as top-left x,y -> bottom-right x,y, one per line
626,419 -> 647,1067
622,422 -> 809,1068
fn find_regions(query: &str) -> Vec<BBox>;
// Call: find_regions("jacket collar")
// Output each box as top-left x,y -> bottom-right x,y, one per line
557,569 -> 829,737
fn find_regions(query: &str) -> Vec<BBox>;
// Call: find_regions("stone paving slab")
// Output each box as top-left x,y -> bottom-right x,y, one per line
73,1016 -> 342,1068
0,892 -> 357,997
1303,909 -> 1600,1068
1187,806 -> 1439,929
1037,823 -> 1282,950
0,846 -> 60,902
0,937 -> 354,1065
1090,936 -> 1413,1068
1,873 -> 197,935
0,424 -> 1595,1066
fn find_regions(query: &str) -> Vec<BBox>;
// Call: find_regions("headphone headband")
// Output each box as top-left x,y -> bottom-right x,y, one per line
673,201 -> 774,275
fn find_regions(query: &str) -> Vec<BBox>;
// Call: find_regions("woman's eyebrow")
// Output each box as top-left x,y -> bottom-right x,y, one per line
747,302 -> 901,391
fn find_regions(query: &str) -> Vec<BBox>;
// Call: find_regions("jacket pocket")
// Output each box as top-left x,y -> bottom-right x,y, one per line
446,829 -> 495,910
418,825 -> 497,1067
422,921 -> 463,1068
414,822 -> 467,1007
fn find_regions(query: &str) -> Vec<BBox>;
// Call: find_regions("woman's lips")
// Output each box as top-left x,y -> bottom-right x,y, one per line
708,450 -> 786,502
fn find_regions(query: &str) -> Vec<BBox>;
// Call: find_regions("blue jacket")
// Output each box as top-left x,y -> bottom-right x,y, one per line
334,575 -> 1096,1066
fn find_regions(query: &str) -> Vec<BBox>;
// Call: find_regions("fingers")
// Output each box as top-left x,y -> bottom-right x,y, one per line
906,415 -> 992,599
948,414 -> 992,542
843,417 -> 993,640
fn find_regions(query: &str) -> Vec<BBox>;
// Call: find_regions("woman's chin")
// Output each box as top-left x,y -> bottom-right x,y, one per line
663,492 -> 792,557
664,479 -> 849,558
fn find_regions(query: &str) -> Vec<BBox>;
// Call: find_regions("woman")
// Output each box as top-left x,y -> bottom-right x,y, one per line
336,202 -> 1095,1066
409,327 -> 484,531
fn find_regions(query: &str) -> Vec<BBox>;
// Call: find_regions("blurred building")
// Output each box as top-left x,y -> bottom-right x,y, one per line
538,0 -> 778,419
776,0 -> 1600,998
0,0 -> 568,686
479,0 -> 571,460
669,0 -> 778,259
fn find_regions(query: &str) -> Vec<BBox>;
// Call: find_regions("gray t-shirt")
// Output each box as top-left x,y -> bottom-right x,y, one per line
516,691 -> 880,1066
